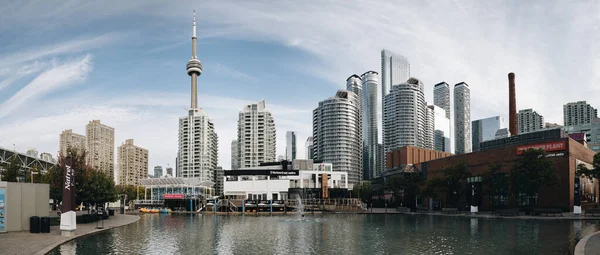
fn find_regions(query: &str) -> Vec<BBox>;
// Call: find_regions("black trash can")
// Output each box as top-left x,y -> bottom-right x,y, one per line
30,216 -> 40,233
40,217 -> 51,233
108,209 -> 115,216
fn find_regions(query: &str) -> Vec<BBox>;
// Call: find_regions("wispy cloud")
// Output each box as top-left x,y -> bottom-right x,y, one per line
0,54 -> 93,118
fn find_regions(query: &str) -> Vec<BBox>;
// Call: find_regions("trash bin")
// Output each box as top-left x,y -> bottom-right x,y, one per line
40,217 -> 50,233
30,216 -> 40,233
108,209 -> 115,216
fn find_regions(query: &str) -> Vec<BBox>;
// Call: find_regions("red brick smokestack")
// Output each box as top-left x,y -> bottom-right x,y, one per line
508,73 -> 517,136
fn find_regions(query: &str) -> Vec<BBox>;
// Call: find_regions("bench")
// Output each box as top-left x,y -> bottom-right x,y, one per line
417,206 -> 429,213
441,208 -> 460,214
533,208 -> 563,217
585,208 -> 600,216
494,208 -> 519,216
397,207 -> 410,212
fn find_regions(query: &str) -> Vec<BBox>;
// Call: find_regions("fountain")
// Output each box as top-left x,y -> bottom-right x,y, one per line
296,194 -> 304,219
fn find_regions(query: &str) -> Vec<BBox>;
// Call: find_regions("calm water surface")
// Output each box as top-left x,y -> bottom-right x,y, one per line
49,213 -> 600,255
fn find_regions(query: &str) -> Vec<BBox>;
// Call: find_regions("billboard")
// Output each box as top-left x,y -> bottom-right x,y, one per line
62,157 -> 76,212
0,188 -> 5,232
516,141 -> 566,155
163,194 -> 185,199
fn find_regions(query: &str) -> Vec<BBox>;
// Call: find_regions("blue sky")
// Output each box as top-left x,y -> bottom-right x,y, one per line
1,0 -> 599,175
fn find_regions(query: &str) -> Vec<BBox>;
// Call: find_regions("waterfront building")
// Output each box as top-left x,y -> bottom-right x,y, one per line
428,105 -> 451,153
361,71 -> 380,179
454,82 -> 471,154
305,136 -> 313,160
137,177 -> 214,207
26,149 -> 38,159
517,108 -> 544,134
154,166 -> 163,178
236,100 -> 276,168
472,116 -> 506,152
564,101 -> 598,126
419,128 -> 595,211
383,77 -> 427,151
177,11 -> 219,182
59,129 -> 87,157
117,139 -> 149,186
313,90 -> 362,187
231,140 -> 239,170
86,120 -> 115,179
223,160 -> 348,200
285,131 -> 297,161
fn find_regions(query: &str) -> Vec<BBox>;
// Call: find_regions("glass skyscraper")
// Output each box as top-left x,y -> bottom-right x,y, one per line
472,116 -> 506,152
361,71 -> 379,180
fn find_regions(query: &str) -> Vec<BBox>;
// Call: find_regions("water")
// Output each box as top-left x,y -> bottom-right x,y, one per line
49,214 -> 600,255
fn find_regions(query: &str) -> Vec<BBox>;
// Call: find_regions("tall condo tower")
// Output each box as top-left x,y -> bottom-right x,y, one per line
433,82 -> 451,119
178,11 -> 219,181
383,77 -> 427,152
313,90 -> 362,186
564,101 -> 598,126
361,71 -> 380,179
285,131 -> 297,161
454,82 -> 471,154
231,140 -> 239,170
236,100 -> 276,168
305,136 -> 313,160
86,120 -> 115,179
508,73 -> 517,136
381,50 -> 410,174
117,139 -> 149,186
517,109 -> 544,134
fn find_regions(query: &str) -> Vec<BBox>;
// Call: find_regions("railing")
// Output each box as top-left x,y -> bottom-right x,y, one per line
228,200 -> 238,212
134,199 -> 163,205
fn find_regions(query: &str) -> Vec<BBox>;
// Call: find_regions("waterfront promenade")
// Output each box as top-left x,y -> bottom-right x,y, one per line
576,230 -> 600,255
0,213 -> 139,255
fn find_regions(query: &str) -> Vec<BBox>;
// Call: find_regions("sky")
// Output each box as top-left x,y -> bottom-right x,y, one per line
1,0 -> 599,176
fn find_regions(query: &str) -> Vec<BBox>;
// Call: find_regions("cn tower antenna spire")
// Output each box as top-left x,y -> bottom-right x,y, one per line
187,10 -> 202,109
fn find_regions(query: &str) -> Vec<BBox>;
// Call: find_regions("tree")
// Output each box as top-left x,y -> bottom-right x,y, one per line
442,162 -> 471,207
577,152 -> 600,180
385,173 -> 423,208
423,177 -> 446,199
116,185 -> 145,206
510,148 -> 559,207
351,182 -> 372,204
484,163 -> 506,209
1,155 -> 22,182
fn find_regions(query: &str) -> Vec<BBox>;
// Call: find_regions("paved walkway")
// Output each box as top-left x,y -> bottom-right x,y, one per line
0,214 -> 139,255
575,230 -> 600,255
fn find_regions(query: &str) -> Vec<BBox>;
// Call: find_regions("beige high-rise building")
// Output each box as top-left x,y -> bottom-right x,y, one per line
59,129 -> 87,156
117,139 -> 148,186
236,100 -> 276,168
86,120 -> 115,179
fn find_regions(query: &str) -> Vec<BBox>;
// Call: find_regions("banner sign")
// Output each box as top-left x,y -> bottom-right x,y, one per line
321,173 -> 329,198
224,170 -> 299,176
516,141 -> 566,155
0,188 -> 5,232
574,178 -> 581,206
62,157 -> 76,212
163,194 -> 185,199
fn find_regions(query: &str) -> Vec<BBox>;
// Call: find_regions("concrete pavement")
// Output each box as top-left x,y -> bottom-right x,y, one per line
0,213 -> 139,255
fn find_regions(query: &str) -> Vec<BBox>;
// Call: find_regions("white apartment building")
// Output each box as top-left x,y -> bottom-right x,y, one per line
117,139 -> 149,186
86,120 -> 115,179
517,109 -> 544,134
454,82 -> 472,154
383,77 -> 427,151
305,136 -> 313,160
231,140 -> 239,170
178,108 -> 219,182
313,90 -> 362,186
433,82 -> 451,119
236,100 -> 276,168
564,101 -> 598,126
59,129 -> 87,156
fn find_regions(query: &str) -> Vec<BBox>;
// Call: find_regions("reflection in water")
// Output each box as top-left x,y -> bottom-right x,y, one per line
49,214 -> 600,255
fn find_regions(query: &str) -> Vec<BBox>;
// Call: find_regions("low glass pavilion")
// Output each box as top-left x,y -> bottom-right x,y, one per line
135,177 -> 214,207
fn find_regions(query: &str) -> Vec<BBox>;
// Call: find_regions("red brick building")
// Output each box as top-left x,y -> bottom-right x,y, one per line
415,137 -> 598,211
385,146 -> 453,170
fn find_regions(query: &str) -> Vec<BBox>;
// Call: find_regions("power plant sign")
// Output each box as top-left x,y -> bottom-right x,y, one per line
516,141 -> 566,155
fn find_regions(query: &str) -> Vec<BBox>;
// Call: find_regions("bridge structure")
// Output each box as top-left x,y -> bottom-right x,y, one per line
0,146 -> 57,173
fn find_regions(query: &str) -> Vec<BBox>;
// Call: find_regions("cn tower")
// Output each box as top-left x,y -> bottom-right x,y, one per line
186,10 -> 202,109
